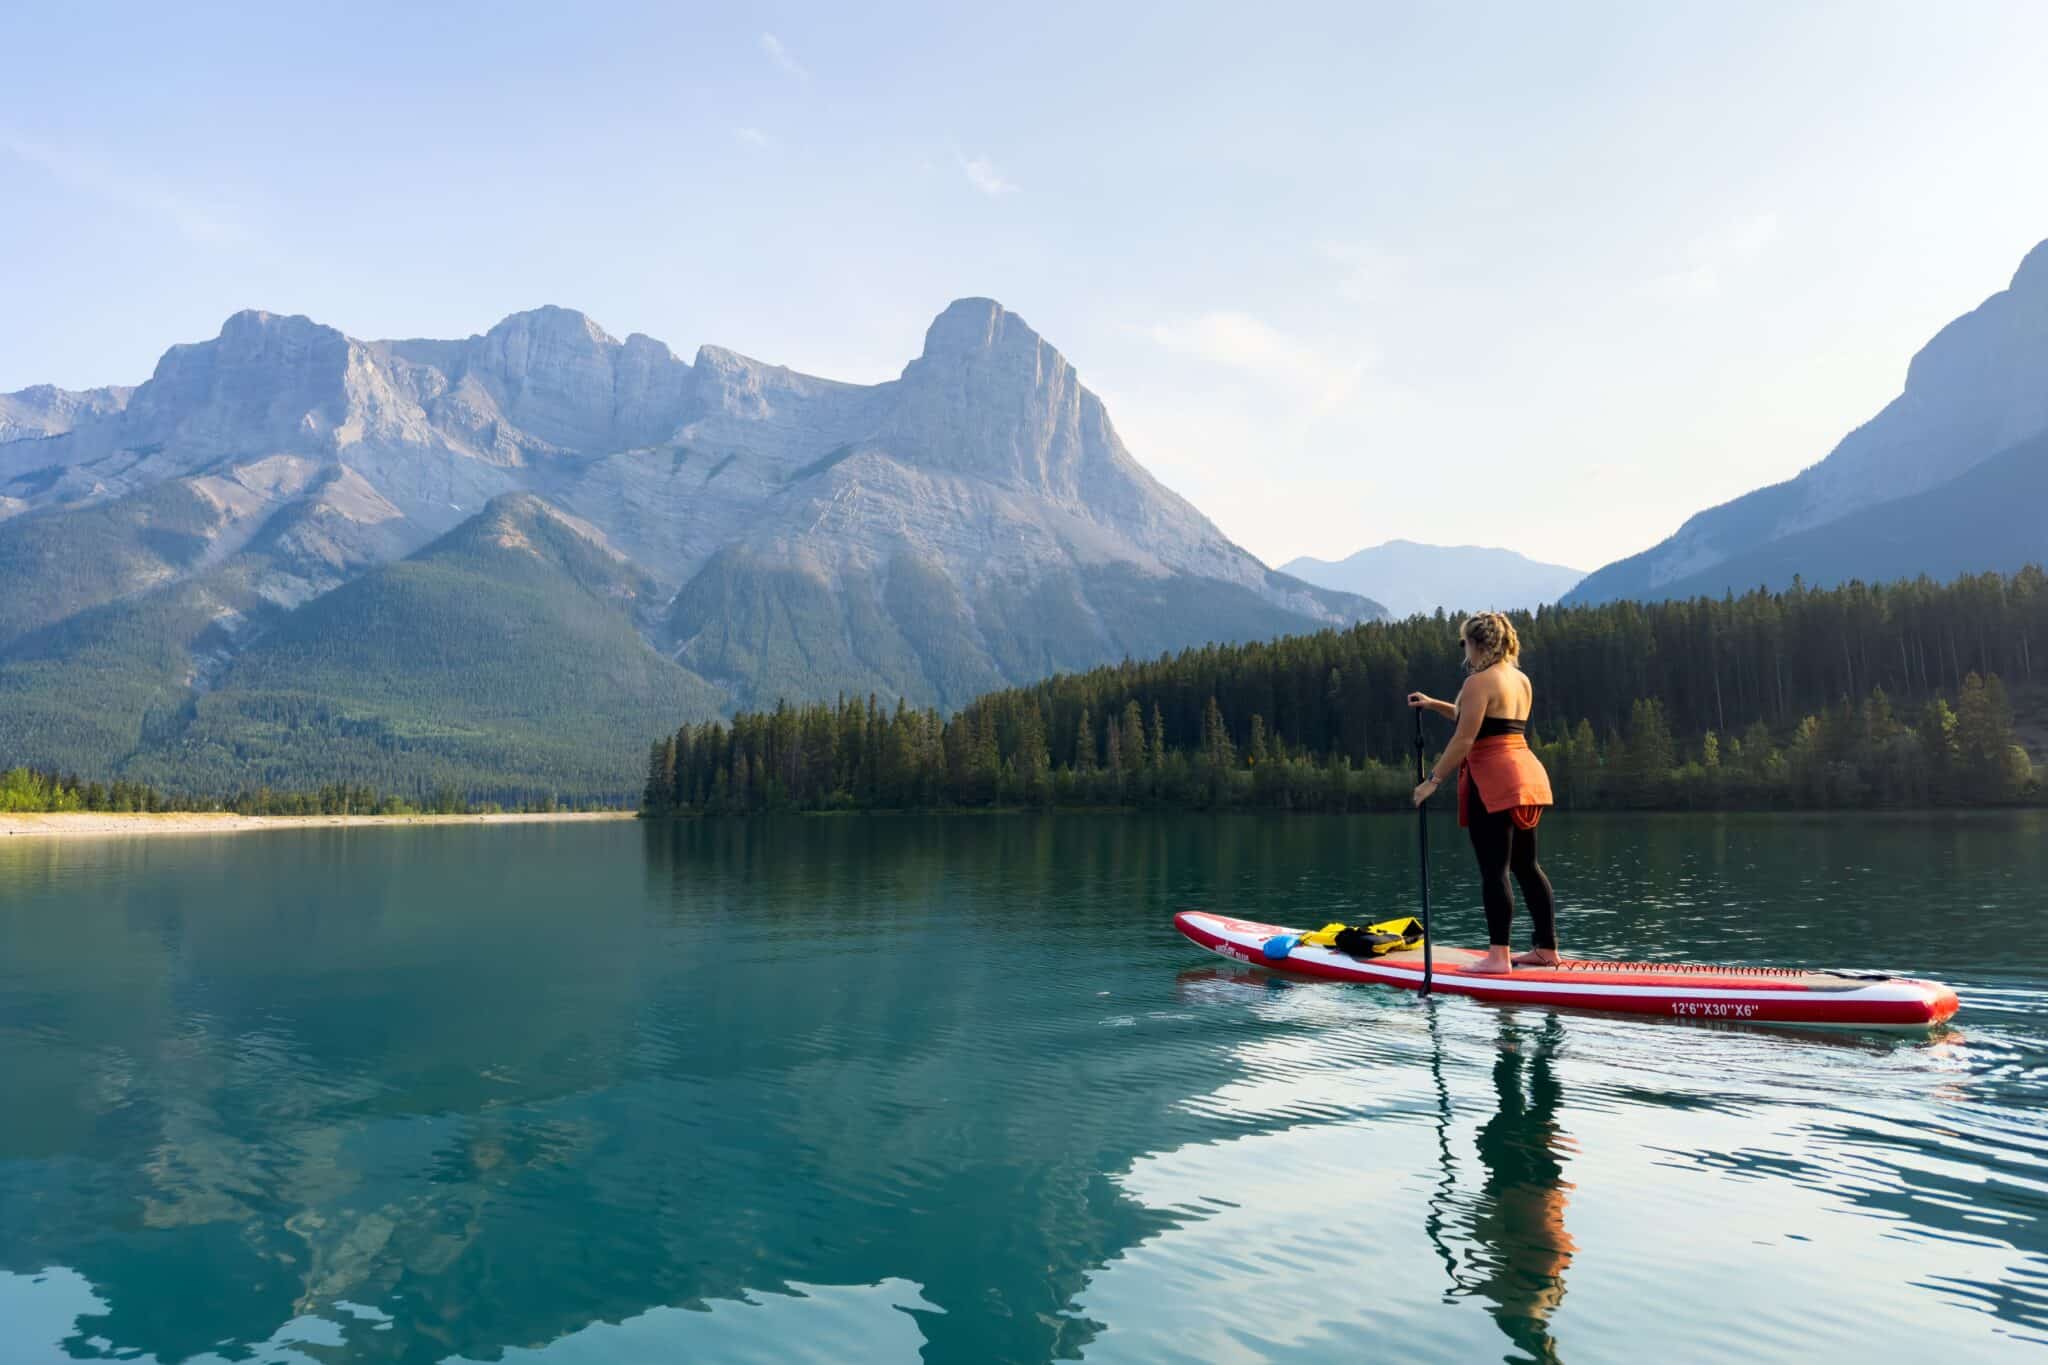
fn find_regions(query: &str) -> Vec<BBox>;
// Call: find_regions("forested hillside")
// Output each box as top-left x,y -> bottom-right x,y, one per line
643,569 -> 2045,814
119,495 -> 727,803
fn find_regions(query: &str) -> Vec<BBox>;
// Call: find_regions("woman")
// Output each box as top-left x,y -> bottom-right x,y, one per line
1407,612 -> 1558,974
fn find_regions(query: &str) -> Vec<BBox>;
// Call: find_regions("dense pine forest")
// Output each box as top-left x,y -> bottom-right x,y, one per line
0,768 -> 614,817
641,570 -> 2045,816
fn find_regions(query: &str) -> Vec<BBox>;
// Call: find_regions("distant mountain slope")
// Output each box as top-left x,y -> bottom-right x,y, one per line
0,569 -> 274,780
0,298 -> 1378,793
0,454 -> 341,648
1279,540 -> 1584,619
1567,236 -> 2048,606
1643,427 -> 2048,601
121,495 -> 725,800
649,299 -> 1378,709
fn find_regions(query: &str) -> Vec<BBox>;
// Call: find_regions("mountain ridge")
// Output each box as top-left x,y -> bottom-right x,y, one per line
1280,539 -> 1584,619
1566,235 -> 2048,605
0,298 -> 1385,794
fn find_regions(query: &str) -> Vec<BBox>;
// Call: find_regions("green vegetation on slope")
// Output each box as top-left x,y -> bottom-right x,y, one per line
0,494 -> 727,804
120,496 -> 725,804
0,478 -> 228,645
666,547 -> 1367,714
0,568 -> 278,776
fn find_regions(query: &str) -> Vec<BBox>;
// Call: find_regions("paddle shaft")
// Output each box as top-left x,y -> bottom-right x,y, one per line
1414,707 -> 1434,996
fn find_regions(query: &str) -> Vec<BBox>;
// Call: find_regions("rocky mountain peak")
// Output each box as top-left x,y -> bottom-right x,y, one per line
454,307 -> 688,452
881,299 -> 1092,495
209,309 -> 349,358
113,308 -> 362,453
2010,236 -> 2048,295
0,382 -> 134,442
0,294 -> 1386,794
483,305 -> 620,351
915,298 -> 1055,367
1892,236 -> 2047,416
1566,235 -> 2048,605
688,344 -> 782,417
691,343 -> 756,373
459,490 -> 602,552
622,332 -> 679,363
447,490 -> 653,604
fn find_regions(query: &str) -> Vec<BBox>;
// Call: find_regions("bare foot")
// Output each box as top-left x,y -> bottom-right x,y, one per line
1512,949 -> 1561,967
1465,949 -> 1514,975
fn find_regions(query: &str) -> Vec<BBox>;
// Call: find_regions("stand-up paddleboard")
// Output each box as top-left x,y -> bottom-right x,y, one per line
1173,911 -> 1959,1030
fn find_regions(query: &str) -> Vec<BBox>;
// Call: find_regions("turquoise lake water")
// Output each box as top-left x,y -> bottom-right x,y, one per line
1,812 -> 2044,1362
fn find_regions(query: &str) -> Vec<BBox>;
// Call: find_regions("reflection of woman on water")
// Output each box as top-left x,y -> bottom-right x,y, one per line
1464,1017 -> 1577,1361
1407,612 -> 1558,974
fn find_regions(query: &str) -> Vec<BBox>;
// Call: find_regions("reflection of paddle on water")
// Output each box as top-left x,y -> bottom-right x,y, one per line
1424,1012 -> 1577,1363
1422,1002 -> 1466,1294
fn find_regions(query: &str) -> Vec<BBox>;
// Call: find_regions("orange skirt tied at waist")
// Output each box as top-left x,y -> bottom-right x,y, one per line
1457,732 -> 1554,830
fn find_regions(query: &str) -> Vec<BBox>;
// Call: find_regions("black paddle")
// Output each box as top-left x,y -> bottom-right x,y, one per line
1414,706 -> 1434,997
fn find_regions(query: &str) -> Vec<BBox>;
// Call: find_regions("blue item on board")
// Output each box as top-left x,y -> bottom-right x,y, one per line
1261,934 -> 1299,960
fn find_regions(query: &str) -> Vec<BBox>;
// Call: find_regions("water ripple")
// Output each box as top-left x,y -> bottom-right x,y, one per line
3,812 -> 2045,1363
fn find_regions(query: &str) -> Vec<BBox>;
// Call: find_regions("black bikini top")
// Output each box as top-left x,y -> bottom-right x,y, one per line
1476,716 -> 1529,739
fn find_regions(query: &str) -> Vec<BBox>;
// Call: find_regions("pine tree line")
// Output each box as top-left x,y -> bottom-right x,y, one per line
642,569 -> 2045,815
0,768 -> 621,817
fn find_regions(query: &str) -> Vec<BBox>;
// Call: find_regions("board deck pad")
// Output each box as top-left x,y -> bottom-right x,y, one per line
1173,911 -> 1959,1030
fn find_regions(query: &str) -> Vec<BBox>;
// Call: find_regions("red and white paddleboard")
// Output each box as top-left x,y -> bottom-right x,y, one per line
1173,911 -> 1959,1031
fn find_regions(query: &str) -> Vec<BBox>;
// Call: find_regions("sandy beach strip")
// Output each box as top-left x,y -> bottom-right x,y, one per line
0,810 -> 639,839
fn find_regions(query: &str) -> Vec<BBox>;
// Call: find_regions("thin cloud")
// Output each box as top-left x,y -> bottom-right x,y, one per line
0,130 -> 251,247
735,126 -> 773,149
1643,212 -> 1780,301
1723,212 -> 1780,259
1146,311 -> 1371,411
760,33 -> 808,80
962,154 -> 1018,196
1320,241 -> 1409,303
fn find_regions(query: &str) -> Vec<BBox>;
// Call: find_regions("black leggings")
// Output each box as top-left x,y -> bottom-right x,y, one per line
1466,777 -> 1558,950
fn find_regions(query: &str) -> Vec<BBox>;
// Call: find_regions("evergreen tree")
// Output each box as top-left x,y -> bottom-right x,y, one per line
1121,699 -> 1146,771
1201,696 -> 1235,770
1622,698 -> 1675,806
1015,702 -> 1052,805
1955,673 -> 2031,799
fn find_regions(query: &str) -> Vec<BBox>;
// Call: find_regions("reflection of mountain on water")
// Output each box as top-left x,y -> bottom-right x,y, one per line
0,817 -> 1366,1364
0,1265 -> 941,1363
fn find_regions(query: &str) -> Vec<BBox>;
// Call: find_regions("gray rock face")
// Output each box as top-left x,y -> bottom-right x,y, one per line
388,306 -> 695,456
0,297 -> 1385,755
1799,238 -> 2048,521
1567,236 -> 2048,605
6,295 -> 1377,616
0,382 -> 133,443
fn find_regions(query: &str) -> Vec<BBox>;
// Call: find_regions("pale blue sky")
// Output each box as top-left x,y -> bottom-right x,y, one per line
3,1 -> 2045,571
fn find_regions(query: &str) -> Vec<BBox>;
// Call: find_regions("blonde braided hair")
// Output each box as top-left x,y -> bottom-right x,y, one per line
1460,611 -> 1520,672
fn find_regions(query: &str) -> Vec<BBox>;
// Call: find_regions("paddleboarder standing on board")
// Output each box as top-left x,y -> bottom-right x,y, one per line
1407,612 -> 1558,975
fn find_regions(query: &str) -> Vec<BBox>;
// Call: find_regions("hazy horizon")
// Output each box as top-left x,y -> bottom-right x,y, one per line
4,1 -> 2045,574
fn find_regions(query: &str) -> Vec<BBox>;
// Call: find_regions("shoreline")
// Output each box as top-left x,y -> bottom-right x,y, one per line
661,803 -> 2046,820
0,811 -> 638,839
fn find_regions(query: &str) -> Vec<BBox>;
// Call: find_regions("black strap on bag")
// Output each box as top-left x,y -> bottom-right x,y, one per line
1332,920 -> 1425,958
